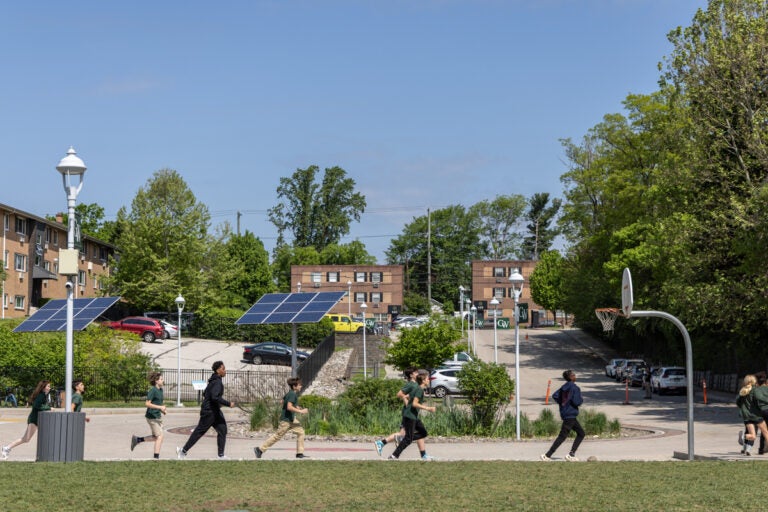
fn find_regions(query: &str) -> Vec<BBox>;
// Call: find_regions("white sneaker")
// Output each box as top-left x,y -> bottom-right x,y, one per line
738,430 -> 744,446
176,447 -> 186,460
1,446 -> 9,460
217,455 -> 230,460
539,454 -> 551,461
565,454 -> 579,462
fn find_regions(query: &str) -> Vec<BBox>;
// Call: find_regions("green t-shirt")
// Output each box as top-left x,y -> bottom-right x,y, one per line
27,393 -> 51,425
280,389 -> 299,422
145,386 -> 164,420
403,386 -> 424,420
401,381 -> 417,412
71,392 -> 83,412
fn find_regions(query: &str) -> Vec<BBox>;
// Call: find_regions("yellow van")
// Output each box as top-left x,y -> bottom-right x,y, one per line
324,314 -> 366,333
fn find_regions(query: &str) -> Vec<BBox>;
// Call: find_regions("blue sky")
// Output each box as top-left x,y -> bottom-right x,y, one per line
2,0 -> 706,262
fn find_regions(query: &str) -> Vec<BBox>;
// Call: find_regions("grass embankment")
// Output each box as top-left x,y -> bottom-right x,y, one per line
0,460 -> 753,511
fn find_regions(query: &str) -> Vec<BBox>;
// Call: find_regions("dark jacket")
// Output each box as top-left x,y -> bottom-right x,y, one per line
201,373 -> 231,416
552,381 -> 583,420
737,388 -> 762,422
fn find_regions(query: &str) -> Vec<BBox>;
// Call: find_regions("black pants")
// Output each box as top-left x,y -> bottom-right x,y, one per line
182,411 -> 228,456
392,416 -> 427,458
545,417 -> 585,457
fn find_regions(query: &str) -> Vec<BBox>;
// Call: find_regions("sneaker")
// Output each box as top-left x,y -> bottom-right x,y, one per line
565,454 -> 579,462
387,454 -> 398,460
420,454 -> 436,461
217,455 -> 230,460
295,453 -> 309,459
254,447 -> 263,459
176,447 -> 186,460
374,440 -> 384,457
1,446 -> 8,460
741,448 -> 746,454
394,434 -> 402,444
539,454 -> 551,461
130,435 -> 139,452
739,430 -> 744,446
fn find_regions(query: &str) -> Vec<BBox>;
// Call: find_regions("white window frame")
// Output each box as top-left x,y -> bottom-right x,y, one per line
355,271 -> 366,282
3,214 -> 9,232
326,271 -> 339,283
493,287 -> 505,299
493,267 -> 505,277
355,292 -> 366,303
14,295 -> 24,310
371,292 -> 382,303
370,272 -> 383,283
78,270 -> 86,287
14,253 -> 26,272
311,272 -> 321,283
15,217 -> 26,234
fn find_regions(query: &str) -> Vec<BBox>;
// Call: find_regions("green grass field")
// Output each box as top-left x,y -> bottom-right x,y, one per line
0,460 -> 755,511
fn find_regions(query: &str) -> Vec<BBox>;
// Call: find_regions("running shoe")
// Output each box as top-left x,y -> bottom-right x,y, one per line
130,435 -> 139,452
254,447 -> 263,459
176,447 -> 186,460
565,454 -> 579,462
374,440 -> 384,457
539,454 -> 551,461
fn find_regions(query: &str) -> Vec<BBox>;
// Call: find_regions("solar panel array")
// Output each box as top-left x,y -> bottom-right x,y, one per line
236,291 -> 346,325
13,297 -> 121,333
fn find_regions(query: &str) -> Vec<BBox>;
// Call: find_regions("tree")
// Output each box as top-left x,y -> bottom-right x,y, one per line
224,230 -> 273,308
107,169 -> 212,311
529,250 -> 565,325
319,241 -> 376,266
268,165 -> 366,252
271,245 -> 321,292
457,361 -> 515,433
383,318 -> 459,370
46,202 -> 116,242
469,195 -> 527,260
521,193 -> 561,260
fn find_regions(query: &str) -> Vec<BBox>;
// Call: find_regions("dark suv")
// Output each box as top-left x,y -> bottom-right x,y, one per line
106,316 -> 165,343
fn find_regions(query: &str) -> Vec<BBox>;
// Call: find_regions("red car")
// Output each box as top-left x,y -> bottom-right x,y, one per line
105,316 -> 165,343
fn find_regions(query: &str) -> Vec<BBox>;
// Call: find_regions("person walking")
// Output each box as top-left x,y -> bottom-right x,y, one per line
388,372 -> 436,460
736,374 -> 768,455
754,372 -> 768,454
70,379 -> 90,423
541,369 -> 585,462
130,372 -> 167,459
374,367 -> 418,456
2,380 -> 52,459
177,361 -> 236,460
254,377 -> 309,459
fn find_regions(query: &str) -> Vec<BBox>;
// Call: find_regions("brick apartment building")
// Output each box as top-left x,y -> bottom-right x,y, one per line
291,264 -> 404,323
1,203 -> 117,319
470,260 -> 548,326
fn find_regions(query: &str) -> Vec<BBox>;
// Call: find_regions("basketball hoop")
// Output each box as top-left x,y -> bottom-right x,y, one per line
595,308 -> 623,333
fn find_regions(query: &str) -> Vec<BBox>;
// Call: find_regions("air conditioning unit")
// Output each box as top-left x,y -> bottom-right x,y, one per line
495,278 -> 502,283
18,272 -> 24,281
19,235 -> 25,244
373,303 -> 379,308
44,243 -> 49,250
313,282 -> 320,288
80,254 -> 85,261
373,282 -> 379,288
87,261 -> 93,271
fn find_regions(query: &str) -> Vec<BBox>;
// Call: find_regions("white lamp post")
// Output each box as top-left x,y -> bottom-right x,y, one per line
459,285 -> 465,344
175,294 -> 185,407
490,297 -> 499,364
509,270 -> 525,441
361,302 -> 368,379
56,147 -> 86,412
470,305 -> 477,355
297,282 -> 301,293
466,297 -> 472,352
347,280 -> 352,318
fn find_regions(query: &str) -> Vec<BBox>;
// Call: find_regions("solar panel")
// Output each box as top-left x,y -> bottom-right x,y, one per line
13,296 -> 121,333
236,291 -> 346,325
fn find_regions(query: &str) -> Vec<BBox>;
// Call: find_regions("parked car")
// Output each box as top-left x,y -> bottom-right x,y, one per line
159,320 -> 179,340
242,342 -> 309,366
616,359 -> 646,382
605,358 -> 625,378
429,367 -> 462,398
105,316 -> 165,343
443,351 -> 474,366
324,314 -> 366,333
652,366 -> 687,395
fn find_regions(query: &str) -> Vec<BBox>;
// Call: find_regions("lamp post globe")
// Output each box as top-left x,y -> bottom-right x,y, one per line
175,294 -> 185,407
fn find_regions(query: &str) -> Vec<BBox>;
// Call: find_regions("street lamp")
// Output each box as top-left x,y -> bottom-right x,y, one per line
490,297 -> 499,364
175,294 -> 185,407
347,280 -> 352,318
466,297 -> 472,352
470,305 -> 477,355
509,269 -> 525,441
360,302 -> 368,379
459,285 -> 465,342
56,147 -> 86,413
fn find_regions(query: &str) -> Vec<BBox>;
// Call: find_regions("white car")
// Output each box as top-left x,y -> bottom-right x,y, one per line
442,351 -> 474,366
160,320 -> 179,340
651,366 -> 687,395
429,367 -> 462,398
605,358 -> 625,378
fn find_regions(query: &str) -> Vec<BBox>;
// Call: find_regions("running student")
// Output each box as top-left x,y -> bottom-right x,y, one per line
254,377 -> 309,459
541,369 -> 585,462
388,372 -> 436,460
736,374 -> 768,456
131,372 -> 167,459
374,367 -> 418,456
2,381 -> 52,459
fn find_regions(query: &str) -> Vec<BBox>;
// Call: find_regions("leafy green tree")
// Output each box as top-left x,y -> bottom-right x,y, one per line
319,241 -> 377,265
271,245 -> 322,292
107,169 -> 211,311
521,193 -> 561,260
386,205 -> 485,309
402,292 -> 430,316
529,250 -> 565,324
268,165 -> 366,252
383,317 -> 459,370
457,361 -> 515,432
469,195 -> 527,260
224,230 -> 273,308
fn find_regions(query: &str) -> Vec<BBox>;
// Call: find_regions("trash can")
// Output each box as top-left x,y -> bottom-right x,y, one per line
36,411 -> 86,462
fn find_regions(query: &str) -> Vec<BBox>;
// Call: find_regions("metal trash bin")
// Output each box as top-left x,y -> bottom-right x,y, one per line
36,411 -> 86,462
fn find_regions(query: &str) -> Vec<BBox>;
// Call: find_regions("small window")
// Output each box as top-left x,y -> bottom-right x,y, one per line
53,261 -> 59,274
371,292 -> 382,303
370,272 -> 383,283
311,272 -> 321,283
493,267 -> 505,277
45,227 -> 51,243
14,254 -> 26,272
355,272 -> 366,283
3,250 -> 8,269
78,270 -> 86,287
2,293 -> 7,309
53,231 -> 58,246
44,261 -> 50,271
14,295 -> 24,310
493,287 -> 505,299
355,292 -> 366,303
3,214 -> 8,232
15,217 -> 26,234
327,271 -> 339,283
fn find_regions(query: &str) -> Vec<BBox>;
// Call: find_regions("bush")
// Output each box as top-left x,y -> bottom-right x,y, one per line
337,377 -> 403,417
249,398 -> 273,430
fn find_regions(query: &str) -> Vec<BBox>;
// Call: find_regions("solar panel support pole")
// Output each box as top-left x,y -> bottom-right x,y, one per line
291,324 -> 298,377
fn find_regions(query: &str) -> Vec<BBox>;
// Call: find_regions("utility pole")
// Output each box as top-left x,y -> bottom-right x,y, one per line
427,208 -> 431,306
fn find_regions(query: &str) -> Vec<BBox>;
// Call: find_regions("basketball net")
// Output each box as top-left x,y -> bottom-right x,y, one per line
595,308 -> 622,333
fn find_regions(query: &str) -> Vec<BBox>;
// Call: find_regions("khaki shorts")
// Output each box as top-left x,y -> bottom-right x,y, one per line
146,417 -> 163,437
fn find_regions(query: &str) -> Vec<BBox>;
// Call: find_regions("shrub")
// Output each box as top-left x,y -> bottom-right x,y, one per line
337,377 -> 403,417
249,398 -> 272,430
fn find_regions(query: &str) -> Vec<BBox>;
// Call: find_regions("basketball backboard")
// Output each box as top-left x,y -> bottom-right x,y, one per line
622,267 -> 634,317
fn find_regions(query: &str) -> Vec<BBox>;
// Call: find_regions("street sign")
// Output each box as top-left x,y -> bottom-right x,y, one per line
496,317 -> 511,329
517,303 -> 529,323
